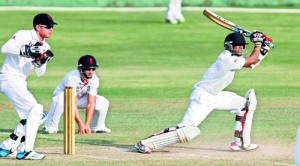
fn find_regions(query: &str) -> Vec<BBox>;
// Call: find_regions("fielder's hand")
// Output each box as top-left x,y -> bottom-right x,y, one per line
250,30 -> 265,46
32,50 -> 54,68
20,42 -> 44,58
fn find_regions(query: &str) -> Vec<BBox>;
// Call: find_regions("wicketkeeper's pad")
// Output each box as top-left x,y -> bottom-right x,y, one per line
25,104 -> 43,152
141,126 -> 200,150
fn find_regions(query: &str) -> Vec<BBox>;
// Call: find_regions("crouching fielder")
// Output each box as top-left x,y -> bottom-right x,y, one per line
43,55 -> 110,134
135,31 -> 271,154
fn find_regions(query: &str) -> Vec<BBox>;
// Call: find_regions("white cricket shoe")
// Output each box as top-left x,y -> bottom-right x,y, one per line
178,17 -> 185,24
92,127 -> 111,133
16,151 -> 45,160
135,141 -> 152,154
7,150 -> 17,158
230,139 -> 259,151
42,127 -> 58,134
166,19 -> 178,24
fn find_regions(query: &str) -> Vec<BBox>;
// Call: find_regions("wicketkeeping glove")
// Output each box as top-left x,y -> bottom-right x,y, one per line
250,30 -> 265,46
20,42 -> 44,58
32,50 -> 54,68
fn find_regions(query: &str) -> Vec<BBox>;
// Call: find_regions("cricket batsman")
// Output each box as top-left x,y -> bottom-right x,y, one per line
135,31 -> 270,154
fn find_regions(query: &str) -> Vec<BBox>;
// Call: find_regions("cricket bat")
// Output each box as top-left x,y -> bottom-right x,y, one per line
203,9 -> 275,48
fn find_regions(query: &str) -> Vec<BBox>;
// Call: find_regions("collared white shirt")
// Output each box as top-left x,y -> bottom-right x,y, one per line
194,50 -> 245,95
0,29 -> 50,78
53,70 -> 99,97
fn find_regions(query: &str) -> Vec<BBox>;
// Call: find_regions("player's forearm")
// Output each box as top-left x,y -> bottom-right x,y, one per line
74,107 -> 84,127
244,46 -> 260,67
85,104 -> 95,126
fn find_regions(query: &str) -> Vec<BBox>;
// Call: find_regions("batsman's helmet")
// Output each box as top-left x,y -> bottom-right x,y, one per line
77,55 -> 98,79
224,33 -> 248,52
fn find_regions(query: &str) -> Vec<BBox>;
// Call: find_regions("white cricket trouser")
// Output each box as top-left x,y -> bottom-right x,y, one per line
0,74 -> 40,152
178,88 -> 246,128
44,92 -> 109,132
166,0 -> 184,20
0,74 -> 38,118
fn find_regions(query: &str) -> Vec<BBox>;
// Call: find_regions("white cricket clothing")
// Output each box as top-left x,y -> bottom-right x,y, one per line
0,29 -> 50,153
0,29 -> 50,78
53,70 -> 99,97
178,50 -> 247,127
194,50 -> 245,96
0,29 -> 50,118
44,70 -> 110,132
166,0 -> 184,21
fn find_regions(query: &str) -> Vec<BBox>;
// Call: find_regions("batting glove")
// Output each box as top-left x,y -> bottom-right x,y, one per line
250,30 -> 265,46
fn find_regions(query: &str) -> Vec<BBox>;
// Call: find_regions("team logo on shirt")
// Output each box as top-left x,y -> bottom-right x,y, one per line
234,58 -> 237,63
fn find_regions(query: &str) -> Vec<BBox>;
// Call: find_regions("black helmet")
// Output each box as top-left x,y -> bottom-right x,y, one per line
224,33 -> 248,51
78,55 -> 98,69
77,55 -> 98,79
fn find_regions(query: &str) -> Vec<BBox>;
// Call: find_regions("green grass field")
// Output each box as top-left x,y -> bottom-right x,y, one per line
0,9 -> 299,165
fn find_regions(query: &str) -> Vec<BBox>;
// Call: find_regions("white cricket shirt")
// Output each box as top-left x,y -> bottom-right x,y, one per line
53,70 -> 99,97
194,50 -> 245,95
0,29 -> 50,78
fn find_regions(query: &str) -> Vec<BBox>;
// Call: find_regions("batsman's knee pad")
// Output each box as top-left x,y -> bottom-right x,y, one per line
141,126 -> 200,150
245,89 -> 257,111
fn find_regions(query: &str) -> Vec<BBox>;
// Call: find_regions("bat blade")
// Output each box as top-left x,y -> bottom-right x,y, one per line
203,9 -> 237,31
203,9 -> 275,48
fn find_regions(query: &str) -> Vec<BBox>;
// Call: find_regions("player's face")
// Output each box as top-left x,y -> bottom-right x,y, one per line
232,45 -> 245,56
36,24 -> 54,39
83,68 -> 96,78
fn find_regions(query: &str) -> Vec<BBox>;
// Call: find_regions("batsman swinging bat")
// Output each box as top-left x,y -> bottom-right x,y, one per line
203,9 -> 275,48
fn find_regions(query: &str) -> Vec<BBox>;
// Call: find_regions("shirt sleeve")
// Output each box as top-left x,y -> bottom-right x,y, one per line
35,63 -> 47,77
1,30 -> 27,56
88,77 -> 99,96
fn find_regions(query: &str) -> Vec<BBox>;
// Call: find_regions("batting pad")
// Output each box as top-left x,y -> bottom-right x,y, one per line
141,126 -> 200,150
243,89 -> 257,149
25,104 -> 43,152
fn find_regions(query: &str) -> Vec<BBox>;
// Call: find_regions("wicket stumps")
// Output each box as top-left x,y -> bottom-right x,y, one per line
64,86 -> 75,155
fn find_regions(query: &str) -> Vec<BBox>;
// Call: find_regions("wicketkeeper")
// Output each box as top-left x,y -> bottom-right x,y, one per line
43,55 -> 111,134
135,31 -> 270,154
0,13 -> 57,160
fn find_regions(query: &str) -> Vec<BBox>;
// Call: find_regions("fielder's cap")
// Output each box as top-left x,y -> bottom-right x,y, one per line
33,13 -> 57,26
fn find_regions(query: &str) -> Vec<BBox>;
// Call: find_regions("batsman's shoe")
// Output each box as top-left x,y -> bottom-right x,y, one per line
230,140 -> 259,151
92,127 -> 111,133
42,127 -> 58,134
39,111 -> 48,125
0,148 -> 11,157
135,141 -> 151,154
16,151 -> 45,160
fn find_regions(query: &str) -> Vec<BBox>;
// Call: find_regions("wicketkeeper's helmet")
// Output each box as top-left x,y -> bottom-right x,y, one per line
224,33 -> 248,53
77,55 -> 98,79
